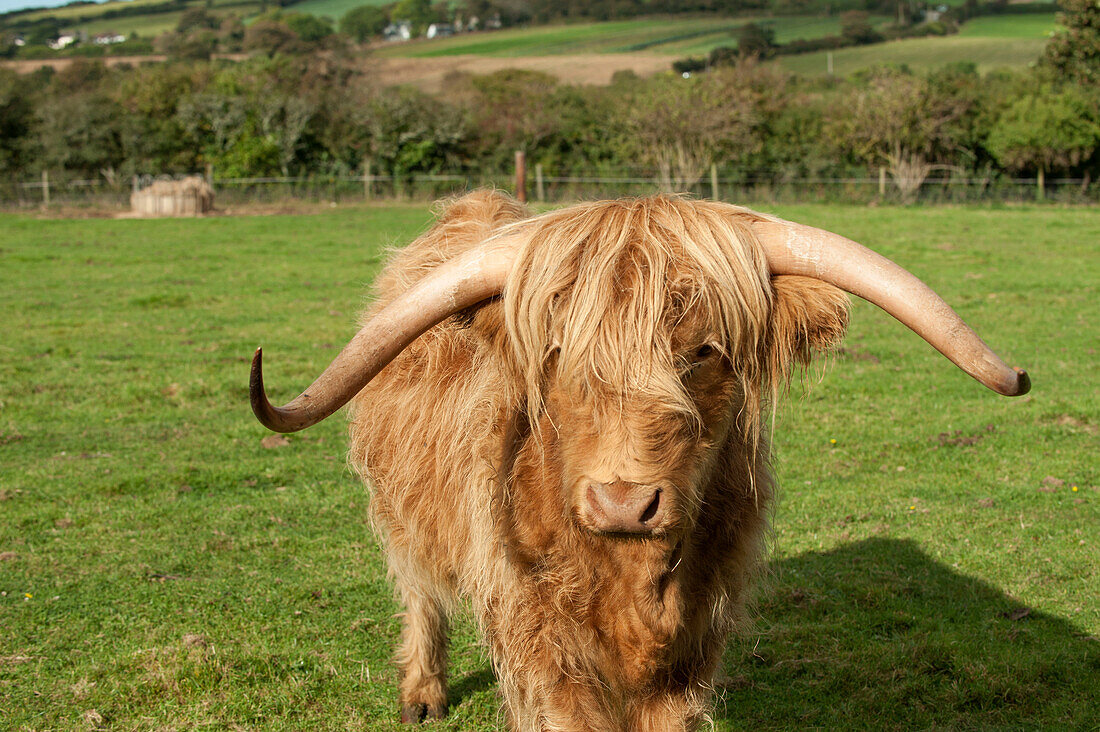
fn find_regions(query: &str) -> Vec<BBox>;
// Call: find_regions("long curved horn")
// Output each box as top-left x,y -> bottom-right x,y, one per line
251,235 -> 520,433
752,218 -> 1029,397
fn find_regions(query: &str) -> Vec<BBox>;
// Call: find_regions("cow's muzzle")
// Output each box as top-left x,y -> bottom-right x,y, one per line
583,480 -> 669,535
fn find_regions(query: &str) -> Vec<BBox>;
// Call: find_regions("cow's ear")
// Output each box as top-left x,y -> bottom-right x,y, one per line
767,275 -> 850,384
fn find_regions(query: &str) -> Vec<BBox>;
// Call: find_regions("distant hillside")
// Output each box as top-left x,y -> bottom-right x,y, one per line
1,0 -> 1060,80
778,13 -> 1056,75
373,15 -> 897,59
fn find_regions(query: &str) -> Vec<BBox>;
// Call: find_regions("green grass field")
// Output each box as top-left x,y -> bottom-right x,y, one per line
9,0 -> 173,24
58,1 -> 264,39
376,15 -> 875,58
956,12 -> 1061,38
1,204 -> 1097,729
289,0 -> 396,20
778,12 -> 1057,75
778,34 -> 1048,75
64,10 -> 185,39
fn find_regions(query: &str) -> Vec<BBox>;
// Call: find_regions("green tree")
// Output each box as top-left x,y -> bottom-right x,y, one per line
1044,0 -> 1100,85
393,0 -> 437,35
0,70 -> 34,173
624,62 -> 769,192
831,68 -> 971,202
176,7 -> 219,33
466,69 -> 559,156
364,86 -> 466,177
340,5 -> 389,42
281,12 -> 333,43
840,11 -> 882,45
243,18 -> 301,55
37,90 -> 127,176
737,22 -> 776,58
986,88 -> 1100,198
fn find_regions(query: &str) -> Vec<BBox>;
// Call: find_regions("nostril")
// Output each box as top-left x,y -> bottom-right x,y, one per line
583,481 -> 666,533
639,489 -> 661,524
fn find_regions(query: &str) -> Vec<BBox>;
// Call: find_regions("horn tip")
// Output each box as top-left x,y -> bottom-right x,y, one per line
1010,367 -> 1031,397
250,347 -> 285,432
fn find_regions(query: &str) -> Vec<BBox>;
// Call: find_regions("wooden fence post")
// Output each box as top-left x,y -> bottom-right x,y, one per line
1036,168 -> 1045,202
710,163 -> 719,200
535,163 -> 544,203
42,170 -> 50,207
205,163 -> 213,187
363,158 -> 373,201
514,150 -> 527,204
879,166 -> 887,198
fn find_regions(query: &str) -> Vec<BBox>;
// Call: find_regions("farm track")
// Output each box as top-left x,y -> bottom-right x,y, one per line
1,51 -> 671,87
0,52 -> 247,73
368,52 -> 671,90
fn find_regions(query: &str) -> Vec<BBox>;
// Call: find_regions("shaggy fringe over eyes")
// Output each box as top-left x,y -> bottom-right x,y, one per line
501,195 -> 776,435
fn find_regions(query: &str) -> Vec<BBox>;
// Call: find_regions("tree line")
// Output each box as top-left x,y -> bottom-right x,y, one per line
0,0 -> 1097,201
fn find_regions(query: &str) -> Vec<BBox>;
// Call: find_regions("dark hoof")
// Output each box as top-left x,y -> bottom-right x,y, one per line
400,703 -> 447,724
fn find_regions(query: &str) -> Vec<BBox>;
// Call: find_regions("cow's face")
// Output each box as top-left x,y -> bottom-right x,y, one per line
504,198 -> 850,544
540,290 -> 746,542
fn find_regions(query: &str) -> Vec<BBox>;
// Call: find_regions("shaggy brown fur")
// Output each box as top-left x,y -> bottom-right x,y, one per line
347,191 -> 850,730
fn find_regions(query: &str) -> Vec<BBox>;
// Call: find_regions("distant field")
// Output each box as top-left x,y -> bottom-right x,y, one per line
956,12 -> 1060,38
778,34 -> 1048,75
0,204 -> 1097,730
777,12 -> 1057,75
64,10 -> 183,38
377,17 -> 751,58
9,0 -> 170,24
290,0 -> 394,20
377,15 -> 893,59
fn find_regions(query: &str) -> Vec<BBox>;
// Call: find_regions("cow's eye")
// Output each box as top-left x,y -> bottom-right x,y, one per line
696,344 -> 714,359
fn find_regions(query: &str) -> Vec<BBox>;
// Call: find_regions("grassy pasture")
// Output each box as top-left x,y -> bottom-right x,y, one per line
777,12 -> 1058,76
63,11 -> 185,39
0,203 -> 1097,729
375,15 -> 870,59
956,12 -> 1060,39
777,33 -> 1049,75
290,0 -> 399,20
8,0 -> 172,24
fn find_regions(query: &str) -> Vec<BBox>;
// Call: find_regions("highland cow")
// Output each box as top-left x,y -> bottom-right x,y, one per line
250,191 -> 1028,730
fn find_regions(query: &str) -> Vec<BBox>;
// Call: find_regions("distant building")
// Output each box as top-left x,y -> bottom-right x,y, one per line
93,32 -> 126,45
425,23 -> 454,39
384,20 -> 412,42
13,34 -> 26,47
48,33 -> 76,50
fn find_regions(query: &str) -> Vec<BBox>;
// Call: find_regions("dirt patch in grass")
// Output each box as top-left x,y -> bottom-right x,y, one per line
934,425 -> 996,446
837,343 -> 880,363
1051,414 -> 1098,434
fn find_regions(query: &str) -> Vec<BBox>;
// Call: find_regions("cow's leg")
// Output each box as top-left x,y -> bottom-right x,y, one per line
394,572 -> 450,723
630,688 -> 710,732
628,640 -> 724,731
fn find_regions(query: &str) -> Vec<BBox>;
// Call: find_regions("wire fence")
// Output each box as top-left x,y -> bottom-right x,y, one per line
2,169 -> 1097,211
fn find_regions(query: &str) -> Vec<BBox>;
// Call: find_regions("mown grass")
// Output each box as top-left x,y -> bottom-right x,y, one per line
777,33 -> 1049,75
775,12 -> 1058,76
290,0 -> 401,20
63,11 -> 186,39
956,12 -> 1060,39
8,0 -> 174,24
375,15 -> 867,58
1,203 -> 1097,730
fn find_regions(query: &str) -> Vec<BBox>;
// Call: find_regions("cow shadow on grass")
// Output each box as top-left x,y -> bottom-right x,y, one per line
715,537 -> 1099,729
